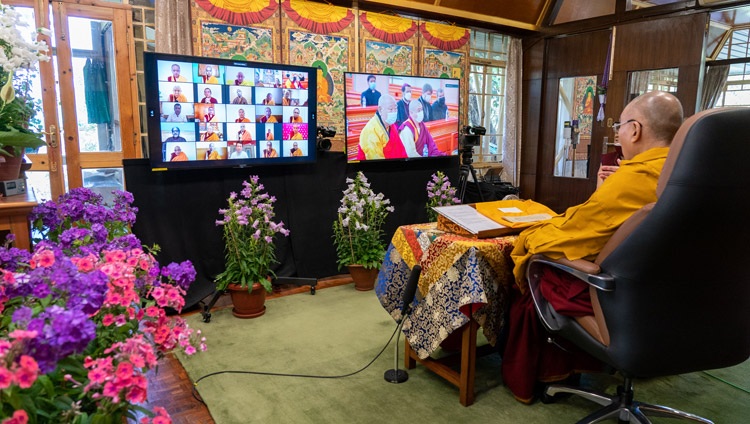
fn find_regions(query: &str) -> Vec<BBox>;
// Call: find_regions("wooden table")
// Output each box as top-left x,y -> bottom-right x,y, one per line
0,190 -> 38,251
375,223 -> 516,406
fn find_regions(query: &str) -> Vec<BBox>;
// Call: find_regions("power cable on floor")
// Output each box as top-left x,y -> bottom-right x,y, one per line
191,322 -> 402,405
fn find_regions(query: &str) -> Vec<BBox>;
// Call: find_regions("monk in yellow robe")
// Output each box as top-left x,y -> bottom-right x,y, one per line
290,142 -> 303,156
357,95 -> 398,160
170,146 -> 188,162
503,91 -> 684,404
262,141 -> 278,158
168,86 -> 187,103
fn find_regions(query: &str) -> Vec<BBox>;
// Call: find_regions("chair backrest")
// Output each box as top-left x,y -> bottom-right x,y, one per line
594,107 -> 750,378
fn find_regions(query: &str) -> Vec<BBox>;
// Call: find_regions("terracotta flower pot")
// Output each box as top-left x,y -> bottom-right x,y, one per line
348,264 -> 379,291
227,282 -> 267,318
0,147 -> 24,181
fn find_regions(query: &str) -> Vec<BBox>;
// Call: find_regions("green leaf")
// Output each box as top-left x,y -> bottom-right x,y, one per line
0,127 -> 45,150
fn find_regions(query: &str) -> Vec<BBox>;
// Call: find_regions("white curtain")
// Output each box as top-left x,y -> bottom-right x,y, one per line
155,0 -> 193,55
502,37 -> 522,186
700,65 -> 730,110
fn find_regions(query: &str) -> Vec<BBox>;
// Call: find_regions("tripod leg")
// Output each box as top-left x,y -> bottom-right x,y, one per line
469,165 -> 484,202
201,290 -> 225,323
458,165 -> 470,204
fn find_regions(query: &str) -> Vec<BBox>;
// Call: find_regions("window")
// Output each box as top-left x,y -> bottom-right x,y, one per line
714,28 -> 750,107
468,31 -> 509,162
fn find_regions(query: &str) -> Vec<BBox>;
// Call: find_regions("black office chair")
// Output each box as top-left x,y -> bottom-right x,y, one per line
527,107 -> 750,424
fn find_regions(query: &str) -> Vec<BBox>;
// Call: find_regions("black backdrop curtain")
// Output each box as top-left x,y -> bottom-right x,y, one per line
123,152 -> 459,308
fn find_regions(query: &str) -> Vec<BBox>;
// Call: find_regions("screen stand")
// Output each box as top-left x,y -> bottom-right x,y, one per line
200,277 -> 318,323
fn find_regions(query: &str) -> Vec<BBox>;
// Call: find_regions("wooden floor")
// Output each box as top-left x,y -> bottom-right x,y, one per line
133,275 -> 353,424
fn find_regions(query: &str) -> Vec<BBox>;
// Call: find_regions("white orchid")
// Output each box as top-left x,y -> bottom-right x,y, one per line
0,2 -> 49,153
332,171 -> 393,270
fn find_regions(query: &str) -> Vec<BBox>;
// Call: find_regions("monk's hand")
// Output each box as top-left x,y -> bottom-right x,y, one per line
598,165 -> 620,182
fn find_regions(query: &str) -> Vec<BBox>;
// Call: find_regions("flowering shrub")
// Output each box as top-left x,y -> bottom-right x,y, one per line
215,175 -> 289,293
0,188 -> 206,423
0,2 -> 49,154
333,171 -> 394,270
426,171 -> 460,222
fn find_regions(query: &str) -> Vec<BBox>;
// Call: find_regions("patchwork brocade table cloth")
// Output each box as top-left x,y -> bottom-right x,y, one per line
375,223 -> 517,359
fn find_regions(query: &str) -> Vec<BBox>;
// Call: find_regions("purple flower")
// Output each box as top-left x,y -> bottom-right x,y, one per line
25,306 -> 97,373
12,306 -> 33,325
160,260 -> 196,291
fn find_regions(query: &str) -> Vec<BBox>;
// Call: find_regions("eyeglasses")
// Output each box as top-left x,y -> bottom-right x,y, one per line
612,119 -> 641,131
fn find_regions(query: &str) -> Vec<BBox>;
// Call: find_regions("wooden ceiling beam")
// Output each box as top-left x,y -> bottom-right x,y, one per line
539,0 -> 563,27
356,0 -> 540,31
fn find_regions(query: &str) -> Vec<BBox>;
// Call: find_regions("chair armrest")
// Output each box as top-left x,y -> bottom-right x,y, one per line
528,254 -> 615,291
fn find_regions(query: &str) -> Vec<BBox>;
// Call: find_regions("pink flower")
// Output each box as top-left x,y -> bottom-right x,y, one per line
102,314 -> 115,326
145,306 -> 161,317
1,410 -> 29,424
114,315 -> 127,327
2,270 -> 15,283
0,367 -> 14,389
115,362 -> 134,379
18,355 -> 38,373
87,367 -> 108,384
102,381 -> 120,401
8,330 -> 37,340
33,249 -> 55,268
14,368 -> 37,389
152,416 -> 172,424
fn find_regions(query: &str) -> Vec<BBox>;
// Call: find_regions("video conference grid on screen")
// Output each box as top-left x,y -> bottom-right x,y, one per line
344,73 -> 460,163
156,59 -> 311,163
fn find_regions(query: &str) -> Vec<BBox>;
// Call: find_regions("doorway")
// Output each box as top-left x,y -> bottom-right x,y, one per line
8,0 -> 140,203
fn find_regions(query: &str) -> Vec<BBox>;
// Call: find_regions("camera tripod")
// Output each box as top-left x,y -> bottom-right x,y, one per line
457,147 -> 484,203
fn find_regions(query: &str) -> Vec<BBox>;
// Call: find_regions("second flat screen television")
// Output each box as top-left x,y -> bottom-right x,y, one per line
344,72 -> 460,162
144,52 -> 317,170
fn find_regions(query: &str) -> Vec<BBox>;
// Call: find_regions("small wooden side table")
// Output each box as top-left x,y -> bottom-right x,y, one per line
0,191 -> 38,251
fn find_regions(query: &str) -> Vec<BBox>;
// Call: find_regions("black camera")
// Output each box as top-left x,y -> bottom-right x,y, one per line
317,126 -> 336,138
463,125 -> 486,136
316,126 -> 336,151
459,125 -> 485,148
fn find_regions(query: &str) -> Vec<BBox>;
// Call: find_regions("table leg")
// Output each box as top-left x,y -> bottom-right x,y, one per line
459,318 -> 479,406
404,338 -> 417,369
402,318 -> 480,407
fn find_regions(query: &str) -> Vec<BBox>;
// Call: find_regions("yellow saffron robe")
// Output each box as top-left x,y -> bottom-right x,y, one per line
511,147 -> 670,290
358,114 -> 389,160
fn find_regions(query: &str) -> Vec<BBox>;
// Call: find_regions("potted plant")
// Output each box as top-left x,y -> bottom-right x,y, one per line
426,171 -> 461,222
0,3 -> 49,179
332,171 -> 394,291
0,187 -> 206,423
215,175 -> 289,318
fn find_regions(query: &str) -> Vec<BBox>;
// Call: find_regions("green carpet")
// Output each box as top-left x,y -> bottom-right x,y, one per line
178,285 -> 750,423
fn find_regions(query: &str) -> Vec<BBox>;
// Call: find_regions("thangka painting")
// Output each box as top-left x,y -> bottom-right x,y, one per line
574,75 -> 596,140
422,49 -> 465,79
191,1 -> 282,63
363,41 -> 413,75
281,0 -> 356,151
198,23 -> 275,63
358,12 -> 418,75
287,31 -> 351,150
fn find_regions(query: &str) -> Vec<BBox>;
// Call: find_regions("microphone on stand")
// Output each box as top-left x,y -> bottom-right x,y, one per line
384,265 -> 422,384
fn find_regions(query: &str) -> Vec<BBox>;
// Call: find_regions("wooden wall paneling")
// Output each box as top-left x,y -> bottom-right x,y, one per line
608,13 -> 708,120
519,37 -> 545,200
533,30 -> 611,212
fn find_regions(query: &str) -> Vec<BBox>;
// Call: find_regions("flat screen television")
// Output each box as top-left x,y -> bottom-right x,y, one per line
344,72 -> 460,162
144,52 -> 317,170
